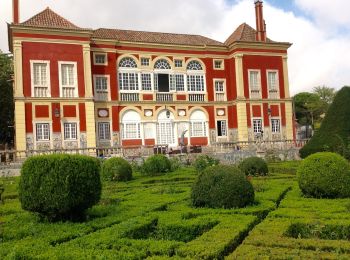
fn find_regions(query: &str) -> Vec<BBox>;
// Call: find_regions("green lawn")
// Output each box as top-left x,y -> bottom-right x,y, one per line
1,162 -> 349,259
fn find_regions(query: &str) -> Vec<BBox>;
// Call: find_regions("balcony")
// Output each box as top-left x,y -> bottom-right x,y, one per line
62,87 -> 76,98
95,91 -> 109,101
156,93 -> 173,102
189,93 -> 205,102
120,93 -> 139,102
268,89 -> 279,99
250,89 -> 261,99
34,86 -> 49,97
215,93 -> 226,102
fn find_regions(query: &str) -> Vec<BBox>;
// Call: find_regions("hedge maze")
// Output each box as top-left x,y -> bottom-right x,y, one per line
1,163 -> 350,259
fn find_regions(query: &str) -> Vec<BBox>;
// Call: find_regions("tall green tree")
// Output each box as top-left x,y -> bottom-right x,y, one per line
0,51 -> 14,147
313,85 -> 337,109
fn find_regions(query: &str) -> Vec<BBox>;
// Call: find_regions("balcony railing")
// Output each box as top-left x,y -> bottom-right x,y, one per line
120,93 -> 139,102
95,91 -> 109,101
34,86 -> 49,97
215,93 -> 226,101
189,93 -> 205,102
62,87 -> 76,98
250,89 -> 261,99
268,89 -> 279,99
156,93 -> 173,102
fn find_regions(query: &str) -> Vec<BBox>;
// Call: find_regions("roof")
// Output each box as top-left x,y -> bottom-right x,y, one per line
224,23 -> 274,46
92,28 -> 225,47
19,7 -> 90,31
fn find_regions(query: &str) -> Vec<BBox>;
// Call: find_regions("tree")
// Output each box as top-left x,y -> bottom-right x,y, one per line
0,51 -> 14,147
299,86 -> 350,158
313,85 -> 336,106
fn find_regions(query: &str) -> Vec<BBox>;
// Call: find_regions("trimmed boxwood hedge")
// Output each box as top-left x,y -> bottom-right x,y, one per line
101,157 -> 132,181
300,86 -> 350,158
141,154 -> 171,176
297,152 -> 350,198
239,156 -> 268,176
19,154 -> 102,221
193,154 -> 220,173
191,165 -> 255,209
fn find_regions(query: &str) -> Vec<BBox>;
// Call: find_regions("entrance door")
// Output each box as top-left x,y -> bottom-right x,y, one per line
157,121 -> 175,145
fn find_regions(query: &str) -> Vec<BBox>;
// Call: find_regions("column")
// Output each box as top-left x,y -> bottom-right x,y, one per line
234,54 -> 244,98
82,43 -> 93,98
15,101 -> 26,150
13,40 -> 24,98
236,102 -> 249,142
282,55 -> 290,98
85,102 -> 96,147
285,101 -> 294,140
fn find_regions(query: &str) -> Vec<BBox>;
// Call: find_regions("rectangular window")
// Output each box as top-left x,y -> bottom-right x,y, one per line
215,81 -> 224,92
271,119 -> 281,133
123,123 -> 140,139
141,73 -> 152,91
174,59 -> 183,68
94,53 -> 107,65
144,123 -> 155,139
249,70 -> 261,98
64,123 -> 77,140
32,61 -> 50,97
253,119 -> 263,134
118,72 -> 139,91
187,75 -> 204,92
36,123 -> 50,141
141,58 -> 150,66
191,121 -> 206,137
60,62 -> 77,98
214,60 -> 223,69
214,80 -> 226,101
169,74 -> 185,92
95,76 -> 108,93
267,71 -> 279,98
217,120 -> 227,137
98,122 -> 111,140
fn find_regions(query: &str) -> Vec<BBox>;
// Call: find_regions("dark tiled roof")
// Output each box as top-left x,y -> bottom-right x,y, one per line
92,28 -> 225,47
225,23 -> 274,46
20,7 -> 90,31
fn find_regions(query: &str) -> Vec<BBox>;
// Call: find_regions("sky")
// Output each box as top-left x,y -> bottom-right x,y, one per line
1,0 -> 350,95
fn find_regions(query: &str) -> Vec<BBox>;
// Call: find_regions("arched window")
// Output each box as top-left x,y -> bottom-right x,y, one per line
187,60 -> 203,71
119,57 -> 138,68
121,110 -> 141,139
154,59 -> 171,70
190,110 -> 207,137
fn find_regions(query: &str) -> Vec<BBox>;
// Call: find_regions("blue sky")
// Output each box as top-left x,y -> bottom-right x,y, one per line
1,0 -> 350,94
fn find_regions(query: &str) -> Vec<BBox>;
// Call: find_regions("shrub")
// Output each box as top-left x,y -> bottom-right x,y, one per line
191,165 -> 254,209
239,157 -> 268,176
101,157 -> 132,181
169,157 -> 182,172
297,152 -> 350,198
141,154 -> 171,176
19,154 -> 101,221
300,86 -> 350,158
193,155 -> 220,173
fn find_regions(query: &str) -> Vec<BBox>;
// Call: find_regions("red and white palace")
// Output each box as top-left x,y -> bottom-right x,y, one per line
8,0 -> 295,151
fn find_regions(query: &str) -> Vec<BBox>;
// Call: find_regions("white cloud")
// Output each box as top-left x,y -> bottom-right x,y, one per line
1,0 -> 350,95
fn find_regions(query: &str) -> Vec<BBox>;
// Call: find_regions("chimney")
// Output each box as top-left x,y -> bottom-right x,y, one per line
13,0 -> 20,24
254,0 -> 266,42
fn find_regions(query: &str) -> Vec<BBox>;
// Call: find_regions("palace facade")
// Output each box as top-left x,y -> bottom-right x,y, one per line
8,0 -> 294,151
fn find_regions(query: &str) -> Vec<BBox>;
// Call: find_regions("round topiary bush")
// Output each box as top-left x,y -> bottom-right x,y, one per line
191,165 -> 255,209
239,157 -> 268,176
141,154 -> 171,176
193,155 -> 220,173
101,157 -> 132,181
297,152 -> 350,198
19,154 -> 102,221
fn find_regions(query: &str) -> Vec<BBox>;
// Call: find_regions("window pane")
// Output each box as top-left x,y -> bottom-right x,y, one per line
96,76 -> 108,92
36,123 -> 50,141
253,119 -> 262,133
141,73 -> 152,91
64,123 -> 77,140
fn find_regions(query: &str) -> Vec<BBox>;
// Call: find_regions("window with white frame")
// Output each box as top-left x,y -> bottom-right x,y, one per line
36,123 -> 50,141
174,59 -> 183,68
190,110 -> 207,137
169,74 -> 185,92
253,119 -> 263,134
214,80 -> 226,101
119,57 -> 138,68
98,122 -> 111,140
214,60 -> 223,69
271,119 -> 281,133
94,53 -> 107,65
249,70 -> 261,98
118,72 -> 139,91
143,123 -> 155,139
267,71 -> 279,98
154,59 -> 171,70
94,76 -> 109,100
31,61 -> 50,97
187,60 -> 203,70
121,110 -> 141,139
64,122 -> 77,140
141,73 -> 152,91
140,57 -> 150,66
217,120 -> 227,137
187,75 -> 205,92
60,62 -> 77,98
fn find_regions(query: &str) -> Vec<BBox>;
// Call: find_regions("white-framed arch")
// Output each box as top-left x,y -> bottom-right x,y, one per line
120,109 -> 141,140
156,109 -> 176,146
189,109 -> 208,137
118,55 -> 140,93
186,59 -> 206,93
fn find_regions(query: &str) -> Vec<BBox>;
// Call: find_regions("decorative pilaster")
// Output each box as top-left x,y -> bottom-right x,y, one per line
236,102 -> 249,142
234,54 -> 245,98
85,102 -> 96,147
82,43 -> 93,98
285,101 -> 294,140
13,40 -> 23,98
15,101 -> 26,150
282,55 -> 290,98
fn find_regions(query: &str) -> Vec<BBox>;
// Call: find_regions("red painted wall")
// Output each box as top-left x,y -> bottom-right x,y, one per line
242,55 -> 285,99
203,106 -> 215,128
281,103 -> 286,126
226,58 -> 237,100
252,105 -> 261,117
63,105 -> 76,118
22,42 -> 85,98
51,103 -> 61,132
35,105 -> 49,118
112,106 -> 122,132
122,139 -> 142,146
144,139 -> 155,146
176,94 -> 186,101
263,103 -> 270,126
25,103 -> 33,133
270,104 -> 280,117
227,105 -> 238,128
79,103 -> 86,132
143,94 -> 153,101
190,137 -> 208,146
246,103 -> 251,127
